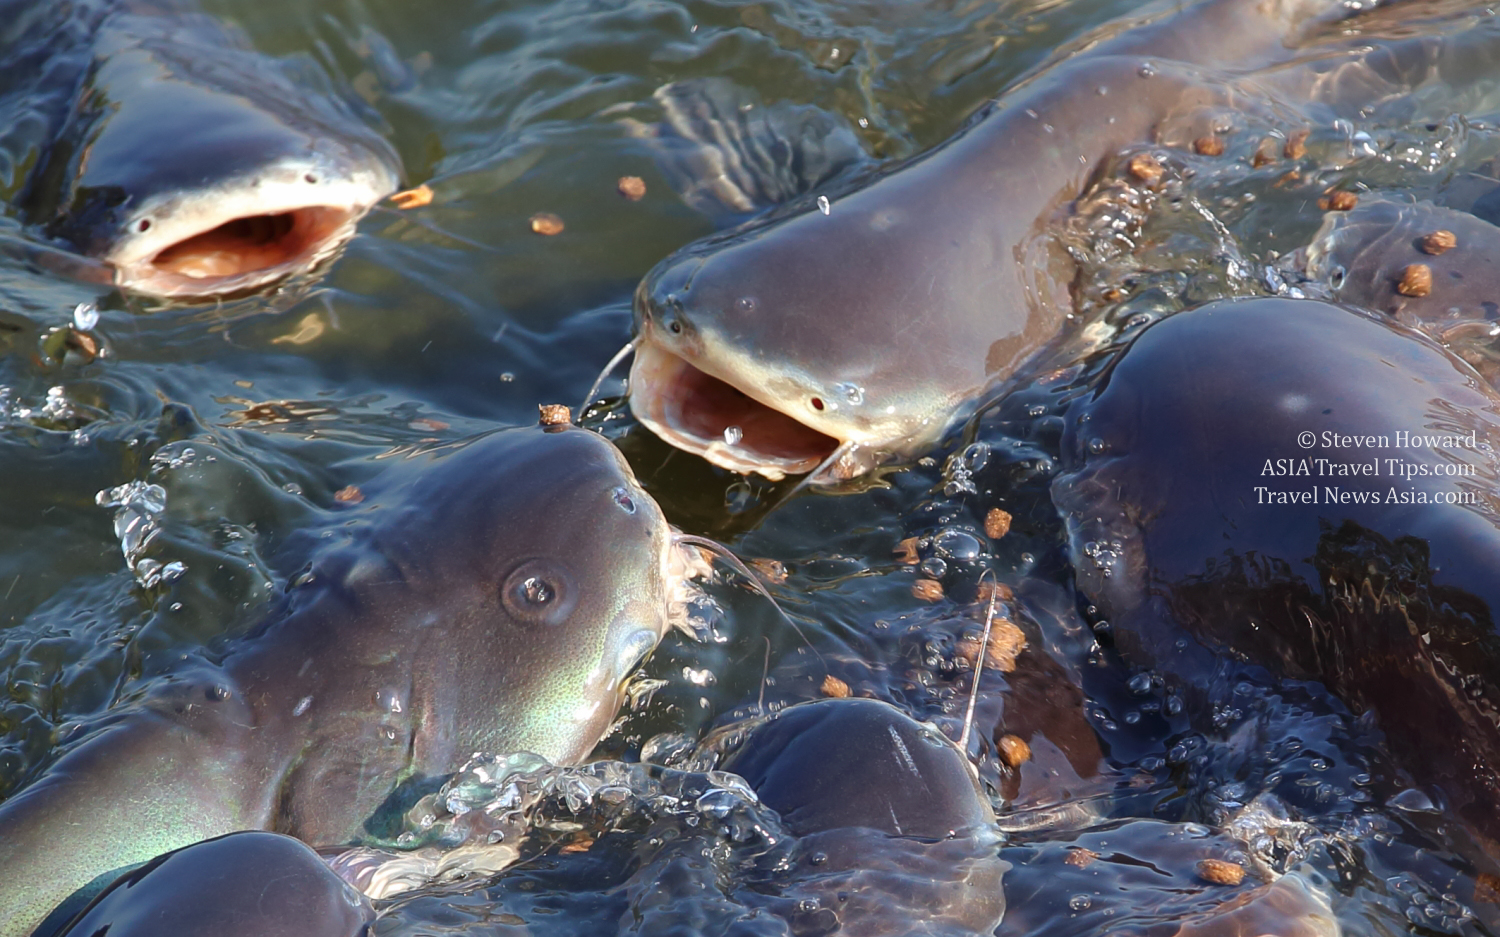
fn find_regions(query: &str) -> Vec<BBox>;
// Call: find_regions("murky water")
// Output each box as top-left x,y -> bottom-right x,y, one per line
5,0 -> 1500,934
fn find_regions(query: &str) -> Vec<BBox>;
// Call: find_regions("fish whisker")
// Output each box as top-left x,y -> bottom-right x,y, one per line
580,341 -> 636,419
958,568 -> 999,756
671,532 -> 823,663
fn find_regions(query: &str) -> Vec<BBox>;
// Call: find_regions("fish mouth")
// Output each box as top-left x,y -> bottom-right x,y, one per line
629,340 -> 840,482
105,169 -> 394,299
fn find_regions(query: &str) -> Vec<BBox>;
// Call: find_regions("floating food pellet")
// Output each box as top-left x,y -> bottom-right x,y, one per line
538,403 -> 572,425
975,579 -> 1014,606
1065,848 -> 1099,869
1251,137 -> 1278,168
65,328 -> 99,360
1475,872 -> 1500,904
1319,190 -> 1358,212
1420,230 -> 1457,255
749,557 -> 787,584
617,176 -> 647,200
334,485 -> 364,504
389,184 -> 434,209
1127,153 -> 1163,185
959,619 -> 1027,672
234,380 -> 254,389
912,578 -> 944,602
821,674 -> 850,698
530,212 -> 565,236
998,734 -> 1031,768
893,537 -> 921,565
410,417 -> 449,432
1196,859 -> 1247,886
559,834 -> 594,854
1193,135 -> 1224,157
1284,128 -> 1310,160
1397,263 -> 1433,297
985,508 -> 1013,539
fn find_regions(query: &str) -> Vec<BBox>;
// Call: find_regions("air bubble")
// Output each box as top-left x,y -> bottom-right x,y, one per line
723,425 -> 743,445
72,303 -> 99,331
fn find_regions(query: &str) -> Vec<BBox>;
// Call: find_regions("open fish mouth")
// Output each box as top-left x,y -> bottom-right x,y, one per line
629,339 -> 840,482
103,168 -> 394,299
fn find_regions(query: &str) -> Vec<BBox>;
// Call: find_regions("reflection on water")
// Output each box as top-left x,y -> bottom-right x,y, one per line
5,0 -> 1500,934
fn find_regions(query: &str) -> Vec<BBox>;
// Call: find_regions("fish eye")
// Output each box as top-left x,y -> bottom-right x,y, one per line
502,558 -> 577,626
137,219 -> 151,232
668,319 -> 683,335
810,397 -> 825,411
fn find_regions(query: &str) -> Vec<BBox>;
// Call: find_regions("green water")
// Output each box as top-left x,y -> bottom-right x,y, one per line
4,0 -> 1500,934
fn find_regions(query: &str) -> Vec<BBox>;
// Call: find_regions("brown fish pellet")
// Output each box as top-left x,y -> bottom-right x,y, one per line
538,403 -> 572,425
617,176 -> 647,200
1420,230 -> 1457,255
1397,263 -> 1433,297
1284,128 -> 1310,160
912,578 -> 944,602
998,734 -> 1031,768
821,674 -> 851,698
974,579 -> 1014,606
893,537 -> 921,565
749,557 -> 787,584
1127,153 -> 1164,185
985,508 -> 1012,539
389,184 -> 434,209
1251,137 -> 1278,168
1193,135 -> 1224,157
334,485 -> 364,504
957,619 -> 1026,672
1196,859 -> 1247,886
1065,848 -> 1099,869
530,212 -> 565,235
1319,190 -> 1358,212
1475,872 -> 1500,904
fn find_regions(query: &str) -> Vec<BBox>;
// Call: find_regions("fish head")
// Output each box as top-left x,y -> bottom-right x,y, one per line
32,15 -> 400,300
355,425 -> 691,765
628,200 -> 989,483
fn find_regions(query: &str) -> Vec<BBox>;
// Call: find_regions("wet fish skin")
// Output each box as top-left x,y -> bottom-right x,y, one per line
1053,297 -> 1500,859
54,831 -> 373,937
630,53 -> 1267,480
704,699 -> 1007,937
1302,197 -> 1500,384
0,426 -> 677,937
5,0 -> 400,299
625,0 -> 1392,482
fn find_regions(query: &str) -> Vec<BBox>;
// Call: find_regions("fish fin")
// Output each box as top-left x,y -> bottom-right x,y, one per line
621,77 -> 870,223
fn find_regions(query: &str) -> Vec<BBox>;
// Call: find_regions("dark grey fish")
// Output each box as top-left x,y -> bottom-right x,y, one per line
1298,197 -> 1500,381
55,832 -> 374,937
3,0 -> 401,300
1052,297 -> 1500,860
623,0 -> 1488,482
0,426 -> 703,937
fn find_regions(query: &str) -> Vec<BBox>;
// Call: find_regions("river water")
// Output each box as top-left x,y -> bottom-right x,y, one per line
3,0 -> 1500,934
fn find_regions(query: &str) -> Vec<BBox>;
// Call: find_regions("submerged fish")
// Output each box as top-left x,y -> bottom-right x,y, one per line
1052,297 -> 1500,862
1299,197 -> 1500,382
623,0 -> 1475,482
0,425 -> 700,937
2,0 -> 401,299
55,831 -> 374,937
